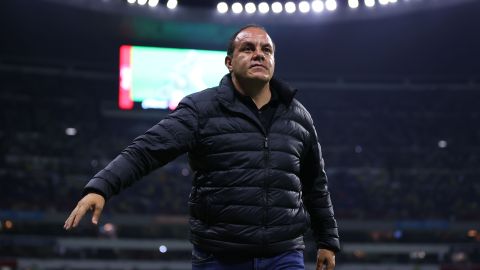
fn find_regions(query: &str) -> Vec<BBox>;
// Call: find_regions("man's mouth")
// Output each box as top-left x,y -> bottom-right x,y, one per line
250,64 -> 267,69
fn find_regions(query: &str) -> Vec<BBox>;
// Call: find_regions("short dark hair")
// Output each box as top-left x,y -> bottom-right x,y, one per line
226,24 -> 272,57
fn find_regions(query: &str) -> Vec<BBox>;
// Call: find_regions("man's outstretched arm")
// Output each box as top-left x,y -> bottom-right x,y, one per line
63,96 -> 199,229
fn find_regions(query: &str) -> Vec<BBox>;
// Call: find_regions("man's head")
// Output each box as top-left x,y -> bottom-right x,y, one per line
225,25 -> 275,85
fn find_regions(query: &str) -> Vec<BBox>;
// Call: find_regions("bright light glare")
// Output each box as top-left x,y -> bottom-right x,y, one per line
348,0 -> 359,8
258,2 -> 270,13
148,0 -> 159,7
159,245 -> 168,253
271,2 -> 283,13
65,128 -> 77,136
299,1 -> 310,13
232,2 -> 243,13
311,0 -> 324,12
438,140 -> 448,148
103,223 -> 115,232
325,0 -> 337,11
217,2 -> 228,13
5,220 -> 13,230
409,251 -> 426,259
127,0 -> 136,4
245,2 -> 256,13
166,0 -> 177,9
379,0 -> 389,5
365,0 -> 375,7
390,0 -> 397,2
137,0 -> 147,5
285,1 -> 296,13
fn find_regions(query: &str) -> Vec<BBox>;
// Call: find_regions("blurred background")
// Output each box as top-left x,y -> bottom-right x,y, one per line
0,0 -> 479,269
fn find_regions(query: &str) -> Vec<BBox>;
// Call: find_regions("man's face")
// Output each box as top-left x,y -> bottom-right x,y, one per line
226,27 -> 275,83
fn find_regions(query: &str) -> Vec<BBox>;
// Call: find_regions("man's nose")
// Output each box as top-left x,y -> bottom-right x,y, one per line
252,48 -> 265,60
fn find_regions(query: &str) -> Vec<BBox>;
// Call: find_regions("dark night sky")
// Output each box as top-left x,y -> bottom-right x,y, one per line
1,0 -> 479,82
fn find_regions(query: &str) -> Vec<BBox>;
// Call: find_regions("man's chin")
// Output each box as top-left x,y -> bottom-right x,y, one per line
247,73 -> 272,82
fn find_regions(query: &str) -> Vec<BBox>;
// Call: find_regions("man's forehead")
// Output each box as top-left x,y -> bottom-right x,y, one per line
235,28 -> 273,45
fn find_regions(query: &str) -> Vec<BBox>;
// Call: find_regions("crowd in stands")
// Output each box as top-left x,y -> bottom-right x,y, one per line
1,79 -> 479,223
1,76 -> 479,267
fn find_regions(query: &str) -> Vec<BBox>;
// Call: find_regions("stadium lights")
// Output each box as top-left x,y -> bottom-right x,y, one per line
348,0 -> 359,9
125,0 -> 410,15
438,140 -> 448,148
245,2 -> 256,14
365,0 -> 376,8
124,0 -> 174,9
271,2 -> 283,13
217,2 -> 228,13
298,1 -> 311,13
379,0 -> 389,5
258,2 -> 270,13
285,2 -> 296,13
126,0 -> 410,15
166,0 -> 177,9
148,0 -> 159,8
159,245 -> 168,253
311,0 -> 324,12
65,128 -> 77,136
325,0 -> 337,11
232,2 -> 243,13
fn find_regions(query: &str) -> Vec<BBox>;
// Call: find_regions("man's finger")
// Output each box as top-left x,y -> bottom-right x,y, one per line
71,204 -> 89,228
326,256 -> 335,270
316,257 -> 325,270
327,260 -> 335,270
64,206 -> 79,230
91,205 -> 103,225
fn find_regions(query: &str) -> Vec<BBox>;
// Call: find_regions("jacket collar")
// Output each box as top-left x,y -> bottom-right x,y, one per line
216,73 -> 297,107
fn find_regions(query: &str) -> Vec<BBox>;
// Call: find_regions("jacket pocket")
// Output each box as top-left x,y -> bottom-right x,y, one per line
188,196 -> 210,225
302,204 -> 311,228
191,245 -> 215,264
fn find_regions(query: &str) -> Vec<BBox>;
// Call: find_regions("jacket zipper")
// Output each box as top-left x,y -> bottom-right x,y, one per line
263,136 -> 269,246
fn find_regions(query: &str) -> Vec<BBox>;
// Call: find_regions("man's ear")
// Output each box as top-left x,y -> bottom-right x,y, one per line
225,55 -> 233,72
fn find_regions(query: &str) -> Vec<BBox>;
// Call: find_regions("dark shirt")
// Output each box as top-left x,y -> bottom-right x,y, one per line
234,87 -> 279,132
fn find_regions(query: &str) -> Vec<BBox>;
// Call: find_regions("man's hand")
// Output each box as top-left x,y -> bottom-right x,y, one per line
64,193 -> 105,230
316,248 -> 336,270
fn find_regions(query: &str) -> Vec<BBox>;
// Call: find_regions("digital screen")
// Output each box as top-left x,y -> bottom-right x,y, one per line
119,45 -> 227,110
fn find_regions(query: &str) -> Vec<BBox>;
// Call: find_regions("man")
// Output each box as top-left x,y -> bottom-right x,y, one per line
64,25 -> 340,270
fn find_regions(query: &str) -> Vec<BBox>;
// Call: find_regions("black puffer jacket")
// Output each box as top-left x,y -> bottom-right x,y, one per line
84,74 -> 340,255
